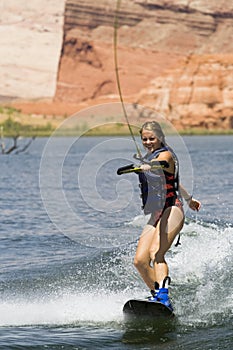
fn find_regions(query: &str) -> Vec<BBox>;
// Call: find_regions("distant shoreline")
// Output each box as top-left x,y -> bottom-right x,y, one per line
0,106 -> 232,137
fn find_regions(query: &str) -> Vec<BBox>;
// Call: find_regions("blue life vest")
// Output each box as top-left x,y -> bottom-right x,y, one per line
138,147 -> 178,215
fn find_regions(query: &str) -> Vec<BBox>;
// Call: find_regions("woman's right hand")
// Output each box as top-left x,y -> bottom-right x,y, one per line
140,164 -> 151,172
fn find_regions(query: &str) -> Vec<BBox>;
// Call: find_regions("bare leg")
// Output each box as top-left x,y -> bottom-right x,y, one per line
134,224 -> 156,290
150,206 -> 184,285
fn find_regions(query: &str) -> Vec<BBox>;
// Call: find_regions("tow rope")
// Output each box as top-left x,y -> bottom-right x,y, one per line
113,0 -> 143,160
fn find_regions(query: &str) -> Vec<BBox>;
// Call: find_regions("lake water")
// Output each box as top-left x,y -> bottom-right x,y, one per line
0,135 -> 232,349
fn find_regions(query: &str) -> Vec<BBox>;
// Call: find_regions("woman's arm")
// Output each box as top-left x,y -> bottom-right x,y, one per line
179,183 -> 201,211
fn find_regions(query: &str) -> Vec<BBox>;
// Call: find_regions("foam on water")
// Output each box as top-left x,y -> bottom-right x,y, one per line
171,221 -> 232,280
0,291 -> 132,327
170,221 -> 233,326
0,219 -> 232,328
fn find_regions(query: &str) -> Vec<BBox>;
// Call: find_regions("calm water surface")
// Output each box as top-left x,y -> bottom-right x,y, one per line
0,135 -> 232,349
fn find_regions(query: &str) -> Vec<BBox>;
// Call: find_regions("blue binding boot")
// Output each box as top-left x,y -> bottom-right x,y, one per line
157,276 -> 173,311
156,287 -> 173,311
149,276 -> 173,312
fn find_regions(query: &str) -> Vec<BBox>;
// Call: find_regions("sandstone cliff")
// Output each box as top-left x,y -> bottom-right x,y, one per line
4,0 -> 233,130
0,0 -> 65,100
54,0 -> 233,130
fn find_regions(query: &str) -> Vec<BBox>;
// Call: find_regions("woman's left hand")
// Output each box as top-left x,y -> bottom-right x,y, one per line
188,198 -> 201,211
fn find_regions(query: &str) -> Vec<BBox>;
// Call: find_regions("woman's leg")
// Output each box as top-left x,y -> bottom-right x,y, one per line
134,224 -> 156,290
150,206 -> 184,285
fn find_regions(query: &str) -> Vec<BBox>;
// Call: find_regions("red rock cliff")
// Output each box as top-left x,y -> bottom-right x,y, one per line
8,0 -> 233,130
53,0 -> 233,130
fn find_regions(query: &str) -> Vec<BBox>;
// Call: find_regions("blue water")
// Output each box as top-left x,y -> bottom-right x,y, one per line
0,135 -> 232,349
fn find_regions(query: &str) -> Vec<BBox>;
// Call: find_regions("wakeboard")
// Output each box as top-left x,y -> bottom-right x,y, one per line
123,298 -> 174,319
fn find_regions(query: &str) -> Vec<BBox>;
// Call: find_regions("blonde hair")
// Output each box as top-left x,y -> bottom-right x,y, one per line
140,121 -> 166,146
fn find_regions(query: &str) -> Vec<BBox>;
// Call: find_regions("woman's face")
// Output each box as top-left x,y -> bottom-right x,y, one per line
141,129 -> 161,153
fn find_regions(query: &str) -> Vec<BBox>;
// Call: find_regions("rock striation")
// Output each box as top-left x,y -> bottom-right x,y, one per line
136,54 -> 233,130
